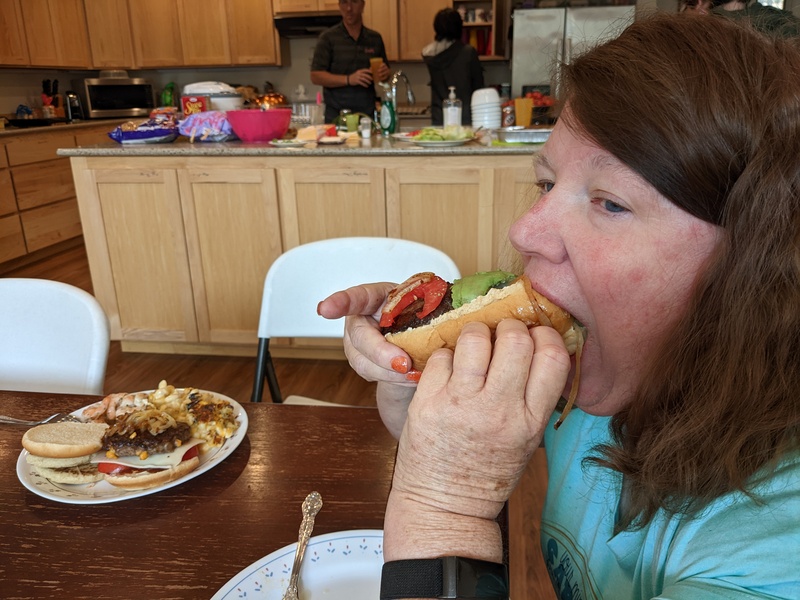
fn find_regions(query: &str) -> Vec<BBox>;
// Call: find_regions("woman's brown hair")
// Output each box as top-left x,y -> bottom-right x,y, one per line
560,13 -> 800,530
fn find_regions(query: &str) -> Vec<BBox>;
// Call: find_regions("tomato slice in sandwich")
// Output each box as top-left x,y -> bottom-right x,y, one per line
96,444 -> 200,475
379,276 -> 448,328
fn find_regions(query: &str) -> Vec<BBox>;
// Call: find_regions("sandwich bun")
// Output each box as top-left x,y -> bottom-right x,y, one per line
33,463 -> 105,485
26,453 -> 93,468
103,455 -> 200,490
22,422 -> 108,458
386,276 -> 578,371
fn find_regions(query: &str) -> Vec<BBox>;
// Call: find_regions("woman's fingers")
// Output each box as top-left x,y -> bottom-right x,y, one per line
525,326 -> 571,427
317,282 -> 396,320
342,314 -> 413,384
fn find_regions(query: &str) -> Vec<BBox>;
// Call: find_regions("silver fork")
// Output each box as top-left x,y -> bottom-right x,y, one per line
0,413 -> 83,426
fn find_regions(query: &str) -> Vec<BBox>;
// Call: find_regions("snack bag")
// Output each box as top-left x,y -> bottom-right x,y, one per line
108,118 -> 179,144
178,111 -> 235,142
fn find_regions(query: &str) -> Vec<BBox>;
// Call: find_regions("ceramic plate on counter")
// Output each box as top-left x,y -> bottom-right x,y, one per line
269,139 -> 308,148
390,132 -> 415,141
318,136 -> 345,145
412,138 -> 474,147
211,529 -> 383,600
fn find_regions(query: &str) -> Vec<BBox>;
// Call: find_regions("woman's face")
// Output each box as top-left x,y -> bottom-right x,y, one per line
509,119 -> 721,415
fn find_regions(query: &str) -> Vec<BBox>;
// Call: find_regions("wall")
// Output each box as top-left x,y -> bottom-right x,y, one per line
0,37 -> 511,117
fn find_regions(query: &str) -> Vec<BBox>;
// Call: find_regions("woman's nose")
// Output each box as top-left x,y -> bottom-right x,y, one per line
508,194 -> 567,263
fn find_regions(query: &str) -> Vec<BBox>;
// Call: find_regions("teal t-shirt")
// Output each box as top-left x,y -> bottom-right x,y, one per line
541,410 -> 800,599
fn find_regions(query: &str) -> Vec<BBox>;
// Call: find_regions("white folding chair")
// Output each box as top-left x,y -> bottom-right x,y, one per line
251,237 -> 461,404
0,278 -> 110,395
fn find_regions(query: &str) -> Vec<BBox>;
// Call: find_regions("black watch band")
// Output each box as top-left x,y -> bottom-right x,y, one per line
380,556 -> 509,599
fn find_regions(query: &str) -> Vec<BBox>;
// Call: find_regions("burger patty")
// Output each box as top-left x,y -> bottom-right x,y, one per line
381,287 -> 454,335
102,421 -> 192,456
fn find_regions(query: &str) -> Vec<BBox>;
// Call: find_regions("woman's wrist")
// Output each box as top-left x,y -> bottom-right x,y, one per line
383,490 -> 503,563
346,73 -> 350,86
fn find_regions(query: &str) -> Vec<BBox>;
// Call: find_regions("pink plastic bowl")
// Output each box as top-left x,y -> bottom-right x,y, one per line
226,108 -> 292,143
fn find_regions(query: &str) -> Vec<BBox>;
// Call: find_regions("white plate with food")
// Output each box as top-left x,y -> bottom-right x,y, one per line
390,132 -> 416,141
269,139 -> 308,148
318,135 -> 346,145
412,138 -> 475,147
16,388 -> 247,505
211,529 -> 383,600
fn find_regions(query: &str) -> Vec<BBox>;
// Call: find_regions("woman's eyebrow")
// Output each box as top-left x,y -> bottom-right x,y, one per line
532,153 -> 550,170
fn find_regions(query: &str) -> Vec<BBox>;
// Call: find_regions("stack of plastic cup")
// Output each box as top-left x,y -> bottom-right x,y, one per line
471,87 -> 502,130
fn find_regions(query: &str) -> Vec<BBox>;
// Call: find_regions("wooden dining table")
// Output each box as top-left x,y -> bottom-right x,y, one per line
0,391 -> 398,600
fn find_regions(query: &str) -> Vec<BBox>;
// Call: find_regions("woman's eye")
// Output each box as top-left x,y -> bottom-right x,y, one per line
535,180 -> 554,194
598,198 -> 627,214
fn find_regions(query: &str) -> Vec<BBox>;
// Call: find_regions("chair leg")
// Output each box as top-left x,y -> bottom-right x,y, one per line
251,338 -> 269,402
263,340 -> 283,404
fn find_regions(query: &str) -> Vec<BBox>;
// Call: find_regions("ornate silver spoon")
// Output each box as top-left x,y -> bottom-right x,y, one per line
282,491 -> 323,600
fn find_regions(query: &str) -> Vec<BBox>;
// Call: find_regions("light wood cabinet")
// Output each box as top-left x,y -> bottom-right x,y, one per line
69,151 -> 530,356
364,0 -> 399,62
399,0 -> 450,61
21,0 -> 92,68
178,163 -> 283,345
399,0 -> 509,60
177,0 -> 232,65
0,0 -> 29,65
273,0 -> 338,13
227,0 -> 279,65
454,0 -> 509,58
1,0 -> 285,68
76,162 -> 198,342
385,159 -> 521,275
128,0 -> 184,67
84,0 -> 136,68
0,125 -> 116,267
72,157 -> 284,347
277,164 -> 387,248
0,168 -> 16,217
0,214 -> 26,262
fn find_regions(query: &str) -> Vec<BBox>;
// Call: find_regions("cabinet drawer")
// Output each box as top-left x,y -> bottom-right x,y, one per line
74,127 -> 115,147
5,132 -> 76,166
0,169 -> 16,216
12,158 -> 76,210
20,197 -> 82,252
0,213 -> 27,262
0,145 -> 8,168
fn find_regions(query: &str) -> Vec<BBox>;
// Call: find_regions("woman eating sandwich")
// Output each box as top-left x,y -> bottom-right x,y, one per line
317,12 -> 800,599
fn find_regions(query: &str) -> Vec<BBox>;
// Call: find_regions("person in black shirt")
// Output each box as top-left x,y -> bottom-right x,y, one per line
422,8 -> 485,126
310,0 -> 390,123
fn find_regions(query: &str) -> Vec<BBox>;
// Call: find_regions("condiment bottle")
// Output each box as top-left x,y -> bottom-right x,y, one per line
443,86 -> 462,128
379,87 -> 396,135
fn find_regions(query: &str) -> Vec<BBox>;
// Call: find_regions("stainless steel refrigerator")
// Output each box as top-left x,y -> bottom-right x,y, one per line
510,5 -> 635,99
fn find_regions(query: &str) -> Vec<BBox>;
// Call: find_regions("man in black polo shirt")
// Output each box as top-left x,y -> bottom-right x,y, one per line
311,0 -> 390,123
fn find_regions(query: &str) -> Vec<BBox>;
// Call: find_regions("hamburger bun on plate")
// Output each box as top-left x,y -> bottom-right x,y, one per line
22,422 -> 108,484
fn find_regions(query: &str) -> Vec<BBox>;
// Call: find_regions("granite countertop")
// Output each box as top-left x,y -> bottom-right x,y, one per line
58,135 -> 538,157
0,119 -> 127,138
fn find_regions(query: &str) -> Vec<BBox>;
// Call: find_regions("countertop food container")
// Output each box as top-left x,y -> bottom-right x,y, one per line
496,126 -> 553,144
182,82 -> 244,112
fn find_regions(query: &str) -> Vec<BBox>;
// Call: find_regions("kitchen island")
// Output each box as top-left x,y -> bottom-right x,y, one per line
60,137 -> 541,357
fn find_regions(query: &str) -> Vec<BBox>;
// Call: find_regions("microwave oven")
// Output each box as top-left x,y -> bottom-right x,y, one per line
73,75 -> 156,119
